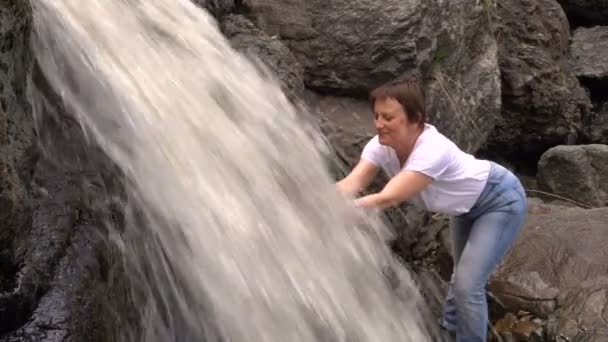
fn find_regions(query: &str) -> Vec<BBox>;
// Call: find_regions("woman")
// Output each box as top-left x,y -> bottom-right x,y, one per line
337,78 -> 527,342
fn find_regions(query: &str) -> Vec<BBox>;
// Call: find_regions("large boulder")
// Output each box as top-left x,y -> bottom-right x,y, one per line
238,0 -> 501,153
557,0 -> 608,26
424,0 -> 501,153
239,0 -> 437,95
537,144 -> 608,207
221,14 -> 305,101
482,0 -> 592,166
488,199 -> 608,341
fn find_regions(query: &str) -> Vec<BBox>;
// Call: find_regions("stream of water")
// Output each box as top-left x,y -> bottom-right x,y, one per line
30,1 -> 433,341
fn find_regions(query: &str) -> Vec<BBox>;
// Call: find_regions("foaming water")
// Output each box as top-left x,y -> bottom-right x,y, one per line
30,1 -> 433,341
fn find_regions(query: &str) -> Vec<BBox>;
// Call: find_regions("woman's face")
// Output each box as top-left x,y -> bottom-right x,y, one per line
373,97 -> 419,147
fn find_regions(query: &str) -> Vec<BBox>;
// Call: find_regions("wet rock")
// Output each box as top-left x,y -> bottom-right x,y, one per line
537,144 -> 608,207
221,14 -> 305,101
0,61 -> 132,341
557,0 -> 608,27
482,0 -> 592,167
191,0 -> 236,18
0,2 -> 131,340
0,0 -> 37,335
489,199 -> 608,341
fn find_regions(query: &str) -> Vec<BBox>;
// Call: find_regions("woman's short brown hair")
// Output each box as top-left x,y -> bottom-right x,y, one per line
369,78 -> 426,128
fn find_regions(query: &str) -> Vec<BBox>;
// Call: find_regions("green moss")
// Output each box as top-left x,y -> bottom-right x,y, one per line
432,47 -> 449,70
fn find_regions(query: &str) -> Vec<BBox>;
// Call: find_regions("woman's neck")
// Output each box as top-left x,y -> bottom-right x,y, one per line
394,127 -> 423,166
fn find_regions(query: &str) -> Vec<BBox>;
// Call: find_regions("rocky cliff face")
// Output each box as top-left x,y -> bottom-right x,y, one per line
479,0 -> 592,170
0,2 -> 132,341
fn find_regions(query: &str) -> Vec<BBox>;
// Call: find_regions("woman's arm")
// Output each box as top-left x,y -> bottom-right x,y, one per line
355,169 -> 432,209
336,159 -> 379,196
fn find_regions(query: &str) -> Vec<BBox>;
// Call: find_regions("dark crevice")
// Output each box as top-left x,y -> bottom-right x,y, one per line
232,0 -> 244,14
560,9 -> 608,29
0,254 -> 17,294
305,84 -> 370,100
579,76 -> 608,104
477,134 -> 550,177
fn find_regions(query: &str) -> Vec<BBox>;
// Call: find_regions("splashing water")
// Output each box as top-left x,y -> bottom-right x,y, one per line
29,1 -> 434,341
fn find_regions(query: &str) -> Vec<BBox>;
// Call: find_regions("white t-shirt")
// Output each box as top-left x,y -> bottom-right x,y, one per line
361,124 -> 491,215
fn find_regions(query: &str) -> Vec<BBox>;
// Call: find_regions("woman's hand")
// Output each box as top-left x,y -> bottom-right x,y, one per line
336,159 -> 379,195
355,169 -> 432,209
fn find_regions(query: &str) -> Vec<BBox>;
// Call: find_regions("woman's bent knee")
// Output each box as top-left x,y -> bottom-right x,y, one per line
452,273 -> 485,302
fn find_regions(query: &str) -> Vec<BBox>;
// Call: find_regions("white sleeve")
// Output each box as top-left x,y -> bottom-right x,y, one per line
404,139 -> 452,180
360,136 -> 384,167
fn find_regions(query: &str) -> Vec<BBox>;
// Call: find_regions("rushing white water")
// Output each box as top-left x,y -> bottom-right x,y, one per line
29,1 -> 434,341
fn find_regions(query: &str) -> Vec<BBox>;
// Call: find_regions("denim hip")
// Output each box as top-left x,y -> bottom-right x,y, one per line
460,162 -> 527,220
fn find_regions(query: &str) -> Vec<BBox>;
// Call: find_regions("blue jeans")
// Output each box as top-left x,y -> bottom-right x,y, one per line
439,162 -> 527,342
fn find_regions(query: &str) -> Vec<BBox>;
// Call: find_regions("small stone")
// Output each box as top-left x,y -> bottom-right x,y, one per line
512,320 -> 542,340
494,313 -> 518,334
532,318 -> 544,325
520,314 -> 533,321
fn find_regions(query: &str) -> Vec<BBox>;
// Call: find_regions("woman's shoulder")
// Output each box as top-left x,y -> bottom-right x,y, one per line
416,124 -> 454,149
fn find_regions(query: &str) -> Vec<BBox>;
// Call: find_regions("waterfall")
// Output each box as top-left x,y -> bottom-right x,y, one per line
29,1 -> 433,341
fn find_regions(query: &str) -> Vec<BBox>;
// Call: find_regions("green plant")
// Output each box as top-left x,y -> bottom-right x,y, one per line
482,0 -> 497,39
432,46 -> 449,68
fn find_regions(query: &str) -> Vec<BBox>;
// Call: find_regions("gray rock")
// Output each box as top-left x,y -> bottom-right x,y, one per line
488,271 -> 559,316
571,26 -> 608,80
583,102 -> 608,144
569,26 -> 608,145
488,200 -> 608,341
306,93 -> 376,169
221,14 -> 305,101
557,0 -> 608,26
425,0 -> 502,153
240,0 -> 436,94
0,1 -> 37,336
537,144 -> 608,207
483,0 -> 592,163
